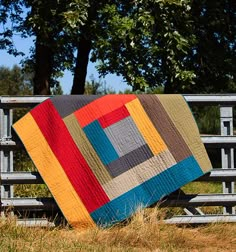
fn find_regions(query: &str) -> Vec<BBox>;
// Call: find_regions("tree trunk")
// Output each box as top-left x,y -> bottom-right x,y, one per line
71,4 -> 99,95
71,36 -> 92,94
164,80 -> 174,94
33,38 -> 52,95
162,54 -> 174,94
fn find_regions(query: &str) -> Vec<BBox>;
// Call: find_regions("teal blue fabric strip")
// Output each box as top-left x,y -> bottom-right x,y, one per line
91,156 -> 203,226
83,120 -> 119,165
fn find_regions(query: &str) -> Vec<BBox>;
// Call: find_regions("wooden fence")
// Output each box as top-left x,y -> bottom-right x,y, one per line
1,95 -> 236,226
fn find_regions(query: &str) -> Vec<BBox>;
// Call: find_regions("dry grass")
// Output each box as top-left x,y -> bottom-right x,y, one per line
1,208 -> 236,252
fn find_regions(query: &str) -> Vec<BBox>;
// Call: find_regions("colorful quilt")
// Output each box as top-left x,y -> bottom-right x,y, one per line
13,94 -> 212,228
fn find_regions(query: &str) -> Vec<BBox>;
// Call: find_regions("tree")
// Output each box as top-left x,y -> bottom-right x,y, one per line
84,75 -> 115,94
91,0 -> 235,93
184,0 -> 236,93
24,0 -> 75,94
0,1 -> 24,56
24,0 -> 92,95
0,65 -> 32,95
71,2 -> 98,94
1,0 -> 235,94
91,0 -> 196,92
0,0 -> 89,94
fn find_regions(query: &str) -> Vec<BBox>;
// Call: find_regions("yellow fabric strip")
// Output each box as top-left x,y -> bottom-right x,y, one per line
126,98 -> 167,155
157,94 -> 212,173
13,113 -> 95,229
63,114 -> 112,185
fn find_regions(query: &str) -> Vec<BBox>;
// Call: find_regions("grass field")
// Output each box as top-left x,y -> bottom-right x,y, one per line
1,208 -> 236,252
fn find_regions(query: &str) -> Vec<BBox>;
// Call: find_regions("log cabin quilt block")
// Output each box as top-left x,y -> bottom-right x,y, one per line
13,94 -> 212,228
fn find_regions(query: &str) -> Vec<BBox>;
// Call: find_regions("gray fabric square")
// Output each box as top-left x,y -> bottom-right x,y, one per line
104,116 -> 146,157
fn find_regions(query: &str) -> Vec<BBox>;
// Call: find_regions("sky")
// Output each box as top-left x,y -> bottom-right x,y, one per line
0,35 -> 129,94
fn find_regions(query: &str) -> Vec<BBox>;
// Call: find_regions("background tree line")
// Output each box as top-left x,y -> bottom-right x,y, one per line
0,0 -> 235,95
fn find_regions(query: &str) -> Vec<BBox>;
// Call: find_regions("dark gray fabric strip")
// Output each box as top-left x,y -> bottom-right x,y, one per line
106,144 -> 153,177
51,95 -> 102,118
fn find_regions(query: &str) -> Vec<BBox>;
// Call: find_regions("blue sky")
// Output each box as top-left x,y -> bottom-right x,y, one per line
1,35 -> 129,94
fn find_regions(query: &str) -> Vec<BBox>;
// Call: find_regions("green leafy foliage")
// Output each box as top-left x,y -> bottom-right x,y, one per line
92,0 -> 235,93
0,0 -> 235,94
92,0 -> 196,92
84,75 -> 115,94
0,65 -> 32,95
0,0 -> 25,55
185,0 -> 236,94
0,0 -> 91,94
192,106 -> 220,135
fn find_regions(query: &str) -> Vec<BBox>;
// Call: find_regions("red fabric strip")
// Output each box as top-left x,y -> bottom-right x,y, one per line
98,105 -> 130,128
30,99 -> 110,213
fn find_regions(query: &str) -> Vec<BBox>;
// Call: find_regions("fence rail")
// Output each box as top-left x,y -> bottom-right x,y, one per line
1,95 -> 236,226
